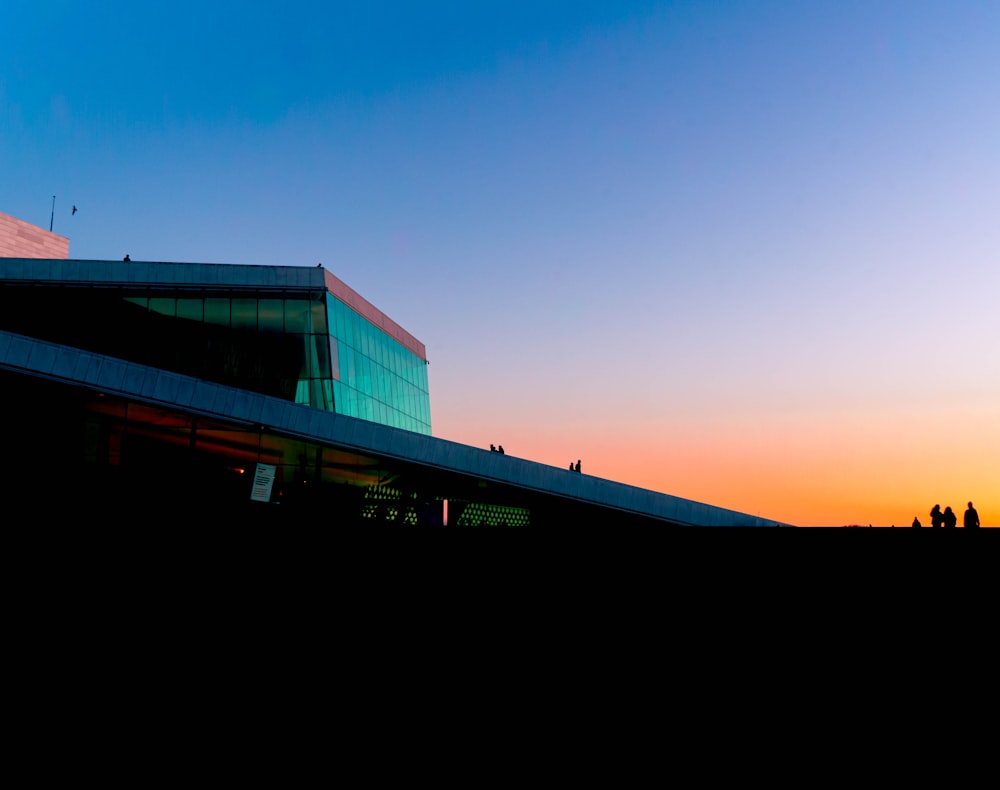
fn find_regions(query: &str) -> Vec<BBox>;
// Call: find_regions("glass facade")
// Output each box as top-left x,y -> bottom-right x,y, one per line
327,294 -> 431,434
3,368 -> 662,527
0,369 -> 566,527
122,290 -> 334,410
0,277 -> 431,435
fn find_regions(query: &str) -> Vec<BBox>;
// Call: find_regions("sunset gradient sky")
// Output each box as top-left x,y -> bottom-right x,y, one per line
3,1 -> 997,526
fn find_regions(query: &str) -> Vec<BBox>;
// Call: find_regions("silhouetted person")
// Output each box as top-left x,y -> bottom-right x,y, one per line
912,516 -> 922,528
498,445 -> 504,454
930,504 -> 943,528
943,506 -> 957,529
123,254 -> 130,262
964,501 -> 980,528
490,444 -> 496,452
575,460 -> 581,473
569,462 -> 574,470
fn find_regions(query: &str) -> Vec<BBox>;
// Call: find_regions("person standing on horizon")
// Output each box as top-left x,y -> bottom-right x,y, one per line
943,506 -> 957,528
930,504 -> 943,528
964,502 -> 980,528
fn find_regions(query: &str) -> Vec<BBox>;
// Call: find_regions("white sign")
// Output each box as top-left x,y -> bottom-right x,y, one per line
250,463 -> 277,502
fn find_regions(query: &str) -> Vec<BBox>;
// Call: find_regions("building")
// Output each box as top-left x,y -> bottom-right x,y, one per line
0,209 -> 69,258
0,210 -> 788,526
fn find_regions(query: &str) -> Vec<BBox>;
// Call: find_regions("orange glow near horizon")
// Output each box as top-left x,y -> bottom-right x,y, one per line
434,399 -> 998,527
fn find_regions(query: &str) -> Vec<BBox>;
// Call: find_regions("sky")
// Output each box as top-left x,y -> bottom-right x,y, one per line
2,1 -> 998,526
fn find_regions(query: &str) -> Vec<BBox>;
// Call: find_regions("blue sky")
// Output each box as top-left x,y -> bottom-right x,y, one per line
3,1 -> 999,524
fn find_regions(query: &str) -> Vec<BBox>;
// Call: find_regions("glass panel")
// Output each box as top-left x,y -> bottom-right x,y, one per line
294,379 -> 310,405
329,336 -> 340,381
205,298 -> 230,327
386,373 -> 396,406
310,297 -> 328,334
176,298 -> 204,322
123,401 -> 193,450
344,386 -> 359,417
294,335 -> 312,378
359,364 -> 371,396
196,424 -> 261,469
333,299 -> 345,342
310,379 -> 330,411
340,310 -> 351,349
288,440 -> 315,475
347,349 -> 358,381
312,334 -> 331,379
320,379 -> 333,411
285,299 -> 308,333
258,431 -> 294,466
231,298 -> 257,329
325,296 -> 335,333
149,297 -> 176,317
258,299 -> 283,332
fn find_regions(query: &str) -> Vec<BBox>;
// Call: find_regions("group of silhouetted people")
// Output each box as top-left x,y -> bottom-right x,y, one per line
912,501 -> 980,528
568,460 -> 581,472
489,444 -> 504,454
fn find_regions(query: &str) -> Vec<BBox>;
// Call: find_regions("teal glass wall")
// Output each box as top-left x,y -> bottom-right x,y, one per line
327,294 -> 431,435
